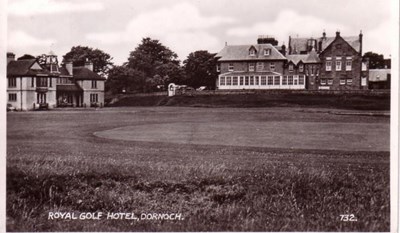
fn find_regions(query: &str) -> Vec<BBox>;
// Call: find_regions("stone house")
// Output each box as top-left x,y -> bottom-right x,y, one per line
7,52 -> 105,111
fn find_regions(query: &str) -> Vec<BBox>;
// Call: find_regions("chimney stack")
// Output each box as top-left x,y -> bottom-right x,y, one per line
335,31 -> 340,38
84,58 -> 93,71
322,30 -> 326,40
7,52 -> 15,64
281,43 -> 286,56
359,30 -> 363,55
65,61 -> 73,75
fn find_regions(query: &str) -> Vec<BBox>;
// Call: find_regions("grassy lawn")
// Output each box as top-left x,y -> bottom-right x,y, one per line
7,107 -> 390,231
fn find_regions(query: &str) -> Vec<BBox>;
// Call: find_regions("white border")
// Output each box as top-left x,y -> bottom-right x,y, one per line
390,0 -> 399,232
0,0 -> 6,232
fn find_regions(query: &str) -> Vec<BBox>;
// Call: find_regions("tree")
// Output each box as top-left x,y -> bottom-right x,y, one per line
62,46 -> 113,77
106,65 -> 146,94
17,54 -> 35,60
127,38 -> 184,90
183,50 -> 218,89
363,52 -> 386,69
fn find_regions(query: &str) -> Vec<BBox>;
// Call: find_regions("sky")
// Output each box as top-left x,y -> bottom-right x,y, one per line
7,0 -> 395,66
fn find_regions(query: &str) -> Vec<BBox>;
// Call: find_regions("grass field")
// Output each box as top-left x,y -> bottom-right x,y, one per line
7,107 -> 390,231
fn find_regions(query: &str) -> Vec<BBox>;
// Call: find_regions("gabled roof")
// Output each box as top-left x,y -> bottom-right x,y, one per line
288,38 -> 308,54
286,50 -> 321,65
289,35 -> 361,54
369,69 -> 391,82
320,36 -> 360,53
286,54 -> 308,65
73,67 -> 105,80
7,59 -> 50,77
216,44 -> 287,61
304,50 -> 321,63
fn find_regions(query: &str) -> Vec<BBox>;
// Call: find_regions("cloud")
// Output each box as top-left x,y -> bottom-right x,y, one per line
85,2 -> 234,59
8,30 -> 56,50
227,10 -> 351,44
8,0 -> 104,16
363,19 -> 392,57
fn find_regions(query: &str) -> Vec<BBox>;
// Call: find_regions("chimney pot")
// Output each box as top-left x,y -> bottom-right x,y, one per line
65,61 -> 73,76
84,60 -> 93,71
7,52 -> 15,64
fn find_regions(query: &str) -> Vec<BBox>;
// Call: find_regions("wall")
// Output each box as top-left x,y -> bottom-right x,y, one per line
219,61 -> 285,74
78,80 -> 105,106
318,36 -> 364,90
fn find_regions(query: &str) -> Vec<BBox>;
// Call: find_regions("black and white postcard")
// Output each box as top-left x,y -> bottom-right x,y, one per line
3,0 -> 398,232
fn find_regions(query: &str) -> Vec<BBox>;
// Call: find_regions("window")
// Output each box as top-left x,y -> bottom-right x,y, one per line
362,62 -> 367,71
245,76 -> 249,85
228,63 -> 234,72
49,77 -> 52,87
267,76 -> 273,85
8,78 -> 16,87
340,79 -> 346,85
216,64 -> 220,72
299,75 -> 305,85
347,79 -> 353,85
226,76 -> 232,85
9,93 -> 17,102
90,94 -> 98,102
37,93 -> 46,104
36,77 -> 48,87
326,61 -> 332,71
256,62 -> 263,71
92,80 -> 97,89
31,77 -> 35,87
289,64 -> 294,72
361,77 -> 367,86
294,76 -> 298,85
264,49 -> 271,56
346,60 -> 352,71
255,76 -> 259,85
282,76 -> 288,85
232,76 -> 238,85
311,66 -> 314,75
248,63 -> 255,72
320,79 -> 327,85
299,65 -> 304,72
270,62 -> 275,71
336,61 -> 342,71
288,76 -> 293,85
261,76 -> 267,85
274,76 -> 280,85
327,79 -> 333,85
239,76 -> 244,85
220,77 -> 225,86
249,48 -> 256,56
249,76 -> 254,85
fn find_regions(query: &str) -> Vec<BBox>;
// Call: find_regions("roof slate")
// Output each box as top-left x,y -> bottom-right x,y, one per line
73,67 -> 105,80
7,59 -> 50,77
286,50 -> 320,65
289,35 -> 361,54
216,44 -> 287,61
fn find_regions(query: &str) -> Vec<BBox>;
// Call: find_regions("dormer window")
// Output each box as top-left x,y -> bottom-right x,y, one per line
264,49 -> 271,56
249,47 -> 257,56
289,64 -> 294,72
299,64 -> 304,72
